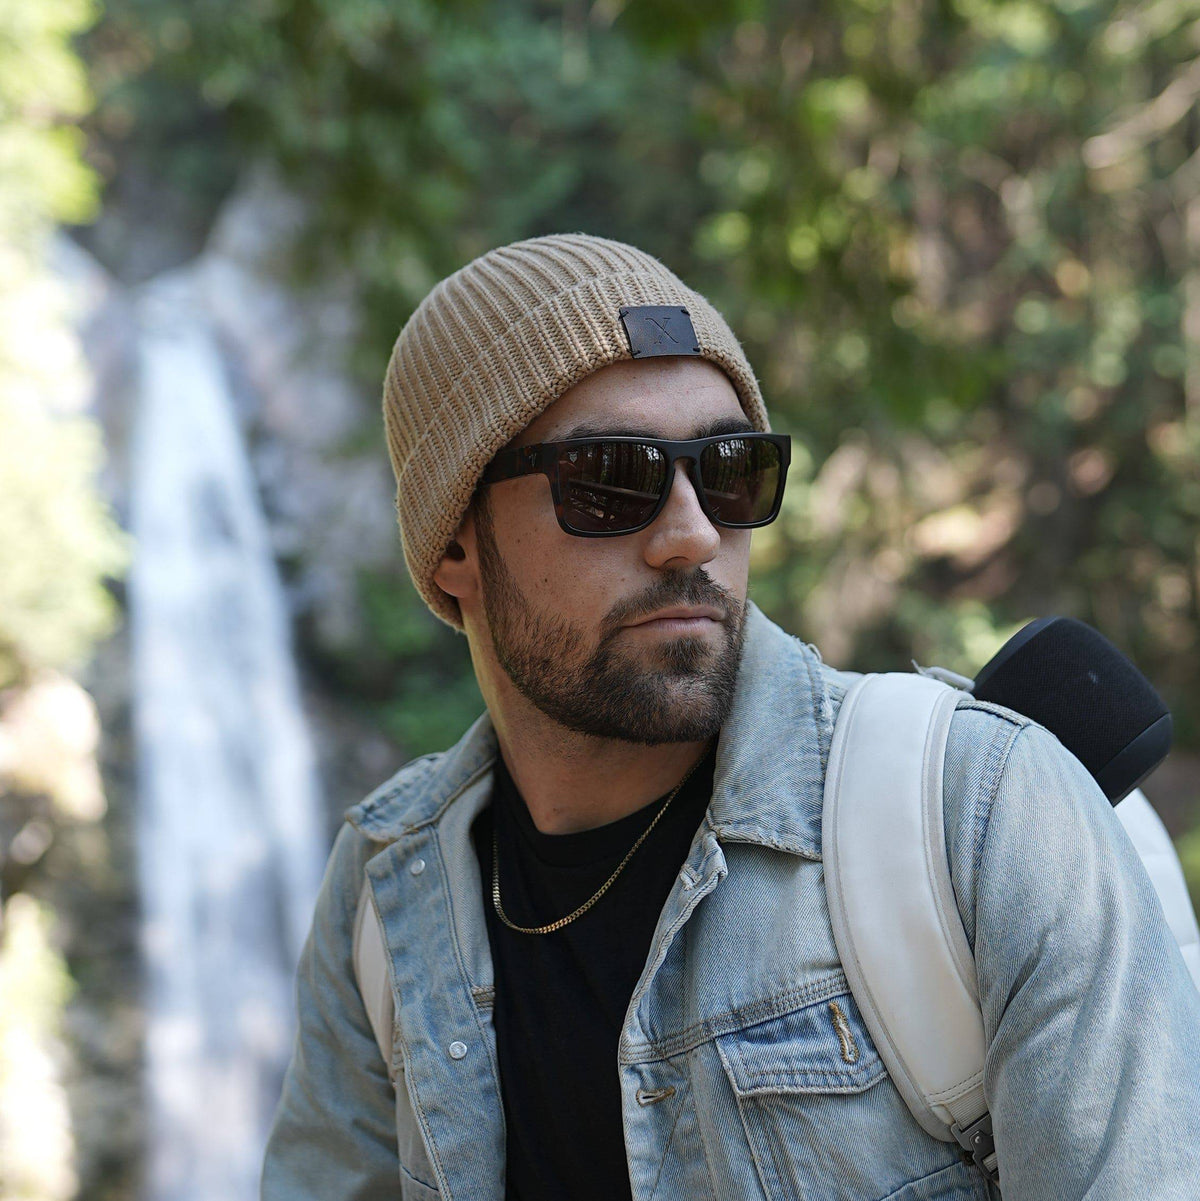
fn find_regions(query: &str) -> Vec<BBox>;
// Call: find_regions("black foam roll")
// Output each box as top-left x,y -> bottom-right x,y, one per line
972,616 -> 1172,805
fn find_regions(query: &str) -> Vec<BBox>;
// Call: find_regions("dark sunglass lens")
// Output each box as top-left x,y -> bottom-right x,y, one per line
558,442 -> 668,533
699,438 -> 782,525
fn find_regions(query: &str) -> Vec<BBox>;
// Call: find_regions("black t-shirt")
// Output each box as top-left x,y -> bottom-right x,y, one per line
471,743 -> 717,1201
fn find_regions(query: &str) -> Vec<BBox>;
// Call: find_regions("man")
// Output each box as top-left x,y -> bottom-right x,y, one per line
262,234 -> 1200,1200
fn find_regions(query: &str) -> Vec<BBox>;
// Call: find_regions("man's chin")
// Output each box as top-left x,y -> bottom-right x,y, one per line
587,663 -> 737,744
621,628 -> 723,673
621,703 -> 728,747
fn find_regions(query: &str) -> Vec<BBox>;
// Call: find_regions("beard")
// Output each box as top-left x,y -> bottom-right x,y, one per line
474,495 -> 748,745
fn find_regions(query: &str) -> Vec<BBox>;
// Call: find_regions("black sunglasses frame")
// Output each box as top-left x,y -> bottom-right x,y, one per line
478,432 -> 791,538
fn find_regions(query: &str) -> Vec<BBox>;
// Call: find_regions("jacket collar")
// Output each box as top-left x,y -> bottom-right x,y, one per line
346,601 -> 832,859
706,601 -> 831,858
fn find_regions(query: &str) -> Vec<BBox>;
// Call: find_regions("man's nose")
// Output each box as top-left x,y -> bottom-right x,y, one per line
642,460 -> 721,570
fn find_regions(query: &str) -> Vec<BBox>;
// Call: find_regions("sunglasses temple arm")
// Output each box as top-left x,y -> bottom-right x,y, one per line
483,443 -> 548,483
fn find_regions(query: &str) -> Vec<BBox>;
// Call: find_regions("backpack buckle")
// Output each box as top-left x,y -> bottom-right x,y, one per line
951,1112 -> 1000,1185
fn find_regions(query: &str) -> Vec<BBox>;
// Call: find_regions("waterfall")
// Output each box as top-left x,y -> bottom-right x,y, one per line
128,266 -> 326,1201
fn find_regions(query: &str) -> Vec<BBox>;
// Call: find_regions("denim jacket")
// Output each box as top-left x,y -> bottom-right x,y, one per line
262,602 -> 1200,1201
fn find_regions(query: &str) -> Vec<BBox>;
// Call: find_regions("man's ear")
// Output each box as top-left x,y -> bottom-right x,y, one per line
432,507 -> 478,601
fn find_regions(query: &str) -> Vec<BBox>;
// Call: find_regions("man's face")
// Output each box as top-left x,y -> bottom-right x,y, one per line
456,356 -> 756,746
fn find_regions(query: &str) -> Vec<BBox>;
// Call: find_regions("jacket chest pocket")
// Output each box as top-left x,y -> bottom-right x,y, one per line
715,989 -> 985,1201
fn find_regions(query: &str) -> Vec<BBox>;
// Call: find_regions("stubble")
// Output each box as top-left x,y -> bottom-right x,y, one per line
473,494 -> 747,745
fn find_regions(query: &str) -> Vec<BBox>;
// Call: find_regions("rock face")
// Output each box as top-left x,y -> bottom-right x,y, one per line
81,159 -> 401,662
204,162 -> 401,655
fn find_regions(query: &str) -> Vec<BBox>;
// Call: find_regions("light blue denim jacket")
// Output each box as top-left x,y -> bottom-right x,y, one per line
262,602 -> 1200,1200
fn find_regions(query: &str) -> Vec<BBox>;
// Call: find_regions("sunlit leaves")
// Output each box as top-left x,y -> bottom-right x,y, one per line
84,0 -> 1200,760
0,399 -> 131,689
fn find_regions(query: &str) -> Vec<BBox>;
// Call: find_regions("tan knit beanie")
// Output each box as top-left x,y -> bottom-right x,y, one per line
382,233 -> 770,629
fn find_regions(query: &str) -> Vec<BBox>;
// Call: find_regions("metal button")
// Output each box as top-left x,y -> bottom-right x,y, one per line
448,1041 -> 467,1060
410,858 -> 426,876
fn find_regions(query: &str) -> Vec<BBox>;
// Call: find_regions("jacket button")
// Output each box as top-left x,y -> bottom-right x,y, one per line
448,1041 -> 468,1060
410,858 -> 426,876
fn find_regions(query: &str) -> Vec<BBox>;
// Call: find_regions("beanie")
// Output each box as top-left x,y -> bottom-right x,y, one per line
381,233 -> 769,629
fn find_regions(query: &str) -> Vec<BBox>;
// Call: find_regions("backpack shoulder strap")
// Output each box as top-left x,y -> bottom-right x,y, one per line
822,672 -> 995,1176
352,878 -> 398,1084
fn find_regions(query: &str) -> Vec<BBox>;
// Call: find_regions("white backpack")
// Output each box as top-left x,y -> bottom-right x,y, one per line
823,670 -> 1200,1187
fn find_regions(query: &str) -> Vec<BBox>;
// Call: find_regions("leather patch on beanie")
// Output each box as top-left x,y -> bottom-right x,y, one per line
619,305 -> 701,358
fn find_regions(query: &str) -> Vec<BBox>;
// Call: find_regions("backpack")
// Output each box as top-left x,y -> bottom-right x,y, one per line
822,670 -> 1200,1188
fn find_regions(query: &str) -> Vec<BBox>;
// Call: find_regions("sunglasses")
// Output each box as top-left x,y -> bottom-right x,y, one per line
478,431 -> 791,537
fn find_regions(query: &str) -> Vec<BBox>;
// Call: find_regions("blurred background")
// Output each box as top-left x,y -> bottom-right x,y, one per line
2,0 -> 1199,1196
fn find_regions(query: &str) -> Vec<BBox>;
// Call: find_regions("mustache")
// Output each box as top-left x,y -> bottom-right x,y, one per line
600,573 -> 742,643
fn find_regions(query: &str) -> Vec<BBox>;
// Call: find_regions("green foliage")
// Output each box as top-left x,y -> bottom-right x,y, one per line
0,894 -> 77,1197
649,0 -> 1200,726
357,565 -> 482,757
381,667 -> 486,761
84,0 -> 1200,790
1178,822 -> 1200,918
92,0 -> 706,376
0,0 -> 127,692
0,400 -> 131,689
0,0 -> 101,241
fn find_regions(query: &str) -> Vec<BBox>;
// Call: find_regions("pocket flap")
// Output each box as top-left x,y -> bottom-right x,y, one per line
717,989 -> 886,1096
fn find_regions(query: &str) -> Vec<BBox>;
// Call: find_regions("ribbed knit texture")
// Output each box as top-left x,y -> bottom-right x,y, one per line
382,233 -> 769,629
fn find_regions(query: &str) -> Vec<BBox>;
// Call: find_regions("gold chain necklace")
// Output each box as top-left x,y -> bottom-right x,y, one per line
491,746 -> 710,936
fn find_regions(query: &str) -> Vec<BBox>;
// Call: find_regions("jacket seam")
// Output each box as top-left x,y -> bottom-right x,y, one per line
430,825 -> 508,1115
691,1050 -> 720,1196
879,1158 -> 980,1200
964,721 -> 1034,986
737,1061 -> 886,1087
953,696 -> 1031,729
729,1074 -> 777,1196
353,757 -> 495,844
974,717 -> 1028,880
706,827 -> 822,859
646,1073 -> 693,1199
364,881 -> 404,1085
350,754 -> 442,818
406,758 -> 496,834
805,640 -> 836,776
945,701 -> 1028,958
396,1034 -> 450,1199
619,970 -> 850,1062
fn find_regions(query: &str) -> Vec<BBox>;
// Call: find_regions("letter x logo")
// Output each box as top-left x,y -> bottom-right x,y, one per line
645,315 -> 680,347
618,305 -> 701,359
